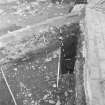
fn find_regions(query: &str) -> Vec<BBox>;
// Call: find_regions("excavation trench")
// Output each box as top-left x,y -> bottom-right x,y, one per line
0,22 -> 86,105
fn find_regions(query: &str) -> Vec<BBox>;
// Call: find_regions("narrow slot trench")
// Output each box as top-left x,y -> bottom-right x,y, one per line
57,22 -> 86,105
61,23 -> 86,105
60,27 -> 78,75
59,21 -> 86,105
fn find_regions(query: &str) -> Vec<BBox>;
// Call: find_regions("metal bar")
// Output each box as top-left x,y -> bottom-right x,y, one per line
57,47 -> 61,88
1,66 -> 18,105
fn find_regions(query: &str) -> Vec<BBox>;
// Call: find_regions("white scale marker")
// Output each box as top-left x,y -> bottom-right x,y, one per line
1,66 -> 18,105
57,47 -> 61,88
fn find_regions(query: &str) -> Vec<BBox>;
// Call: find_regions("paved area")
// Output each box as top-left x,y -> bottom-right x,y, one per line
85,2 -> 105,105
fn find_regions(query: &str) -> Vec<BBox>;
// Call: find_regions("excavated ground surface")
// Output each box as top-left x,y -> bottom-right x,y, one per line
0,23 -> 81,105
0,1 -> 86,105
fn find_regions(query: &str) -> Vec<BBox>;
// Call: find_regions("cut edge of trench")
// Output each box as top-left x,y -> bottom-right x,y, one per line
74,19 -> 87,105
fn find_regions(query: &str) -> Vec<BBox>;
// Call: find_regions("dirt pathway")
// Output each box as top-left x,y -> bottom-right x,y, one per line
84,1 -> 105,105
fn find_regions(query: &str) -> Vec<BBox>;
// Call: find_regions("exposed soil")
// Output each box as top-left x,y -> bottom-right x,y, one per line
0,1 -> 86,105
0,23 -> 82,105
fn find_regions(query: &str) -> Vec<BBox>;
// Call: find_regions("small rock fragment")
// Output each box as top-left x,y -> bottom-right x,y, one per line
45,57 -> 52,62
68,89 -> 73,93
14,68 -> 18,71
28,93 -> 32,97
49,100 -> 56,104
31,100 -> 35,104
56,100 -> 61,105
52,84 -> 56,88
45,76 -> 50,80
23,100 -> 28,104
43,94 -> 49,100
64,91 -> 68,97
32,65 -> 35,69
60,13 -> 63,15
0,9 -> 3,14
43,66 -> 47,69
